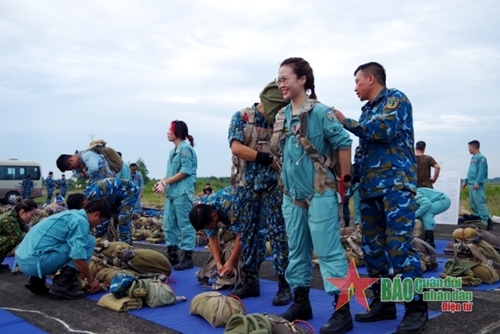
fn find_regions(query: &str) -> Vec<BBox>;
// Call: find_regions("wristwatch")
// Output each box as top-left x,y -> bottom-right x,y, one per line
340,174 -> 352,182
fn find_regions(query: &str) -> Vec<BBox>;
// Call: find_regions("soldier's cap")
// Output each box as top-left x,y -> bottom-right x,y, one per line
259,81 -> 289,122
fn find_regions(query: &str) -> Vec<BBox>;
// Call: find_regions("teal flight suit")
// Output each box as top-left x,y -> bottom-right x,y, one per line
163,140 -> 197,251
280,102 -> 352,295
415,188 -> 451,230
15,210 -> 95,278
464,152 -> 490,224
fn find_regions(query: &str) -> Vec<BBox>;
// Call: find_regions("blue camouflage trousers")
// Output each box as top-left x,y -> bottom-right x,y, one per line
360,190 -> 422,281
235,185 -> 289,275
46,189 -> 54,205
85,178 -> 139,244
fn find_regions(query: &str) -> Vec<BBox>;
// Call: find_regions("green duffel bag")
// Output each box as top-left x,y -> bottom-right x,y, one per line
130,249 -> 172,276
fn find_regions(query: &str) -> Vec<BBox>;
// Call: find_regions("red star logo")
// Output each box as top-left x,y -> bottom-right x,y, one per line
326,259 -> 379,310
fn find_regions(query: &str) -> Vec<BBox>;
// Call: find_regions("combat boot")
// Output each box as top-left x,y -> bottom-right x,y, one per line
423,230 -> 435,248
167,246 -> 179,266
25,276 -> 49,295
355,283 -> 396,322
280,286 -> 313,321
395,297 -> 428,334
487,218 -> 494,231
320,294 -> 353,334
272,274 -> 292,306
174,250 -> 194,270
49,266 -> 85,299
232,271 -> 260,299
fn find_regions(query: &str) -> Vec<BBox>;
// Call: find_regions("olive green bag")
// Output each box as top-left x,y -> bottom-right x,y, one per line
189,292 -> 246,327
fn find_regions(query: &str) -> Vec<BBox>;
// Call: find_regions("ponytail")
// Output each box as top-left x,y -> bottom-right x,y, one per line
187,134 -> 195,147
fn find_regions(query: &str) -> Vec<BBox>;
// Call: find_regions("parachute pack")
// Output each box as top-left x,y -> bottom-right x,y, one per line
88,139 -> 124,174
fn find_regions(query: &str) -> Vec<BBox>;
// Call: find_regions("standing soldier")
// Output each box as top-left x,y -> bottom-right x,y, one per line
21,175 -> 34,200
84,177 -> 139,244
130,163 -> 144,210
45,172 -> 55,205
228,81 -> 292,306
415,141 -> 440,188
335,62 -> 426,334
59,174 -> 68,198
461,140 -> 492,230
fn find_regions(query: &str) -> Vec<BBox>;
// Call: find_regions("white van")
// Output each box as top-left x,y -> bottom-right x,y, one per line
0,160 -> 43,204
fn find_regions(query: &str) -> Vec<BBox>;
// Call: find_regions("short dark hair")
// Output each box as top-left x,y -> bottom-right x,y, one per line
189,204 -> 214,231
84,199 -> 112,220
56,155 -> 72,172
49,171 -> 53,175
354,62 -> 386,86
468,140 -> 480,149
67,193 -> 85,210
416,141 -> 426,150
130,163 -> 137,167
203,187 -> 213,194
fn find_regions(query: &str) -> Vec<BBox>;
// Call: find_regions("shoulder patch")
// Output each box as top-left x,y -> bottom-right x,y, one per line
385,97 -> 399,110
326,108 -> 336,121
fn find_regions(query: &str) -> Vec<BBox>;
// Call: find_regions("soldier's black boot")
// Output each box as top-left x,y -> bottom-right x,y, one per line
49,266 -> 85,299
344,218 -> 350,227
272,274 -> 292,306
167,246 -> 179,266
25,276 -> 49,295
423,230 -> 436,248
174,250 -> 194,270
355,283 -> 397,322
232,271 -> 260,298
395,297 -> 428,334
280,286 -> 313,321
487,217 -> 494,231
319,294 -> 353,334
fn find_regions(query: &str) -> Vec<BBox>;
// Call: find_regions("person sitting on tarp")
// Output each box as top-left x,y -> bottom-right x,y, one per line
415,187 -> 451,248
16,199 -> 111,298
84,177 -> 139,245
189,186 -> 242,279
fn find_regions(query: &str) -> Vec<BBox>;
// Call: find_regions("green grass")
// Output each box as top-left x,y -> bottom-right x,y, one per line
460,183 -> 500,217
36,180 -> 500,218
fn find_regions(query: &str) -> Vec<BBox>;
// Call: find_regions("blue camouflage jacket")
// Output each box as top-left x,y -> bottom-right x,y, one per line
343,87 -> 417,200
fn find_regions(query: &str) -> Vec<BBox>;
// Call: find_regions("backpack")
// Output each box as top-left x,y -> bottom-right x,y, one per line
269,99 -> 341,206
88,139 -> 124,174
224,313 -> 313,334
412,237 -> 438,272
189,292 -> 246,328
231,108 -> 274,187
196,229 -> 242,290
110,271 -> 137,298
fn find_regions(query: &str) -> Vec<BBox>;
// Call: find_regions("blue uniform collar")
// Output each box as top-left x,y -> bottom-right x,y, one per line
362,87 -> 389,111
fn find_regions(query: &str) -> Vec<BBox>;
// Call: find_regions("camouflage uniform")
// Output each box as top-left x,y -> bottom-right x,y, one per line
21,178 -> 34,200
204,186 -> 242,238
58,178 -> 68,198
84,177 -> 139,244
416,154 -> 437,188
45,175 -> 55,205
343,87 -> 422,281
0,211 -> 29,263
228,104 -> 289,276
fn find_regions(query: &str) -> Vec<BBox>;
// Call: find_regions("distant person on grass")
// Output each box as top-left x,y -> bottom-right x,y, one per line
415,141 -> 440,188
461,140 -> 493,230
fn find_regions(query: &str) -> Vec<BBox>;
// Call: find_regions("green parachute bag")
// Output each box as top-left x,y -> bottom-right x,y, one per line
224,313 -> 272,334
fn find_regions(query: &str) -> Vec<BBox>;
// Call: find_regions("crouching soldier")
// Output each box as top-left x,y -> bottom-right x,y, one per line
415,187 -> 451,248
189,186 -> 243,285
190,184 -> 291,305
16,199 -> 111,298
84,177 -> 139,245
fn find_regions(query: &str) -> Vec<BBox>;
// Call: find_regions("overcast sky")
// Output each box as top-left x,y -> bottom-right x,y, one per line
1,0 -> 499,182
